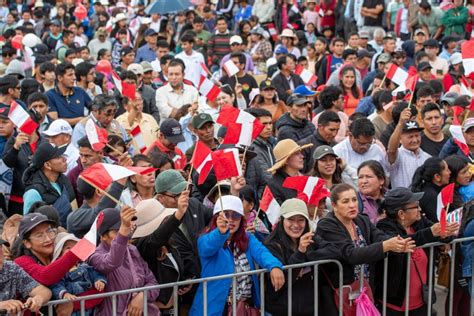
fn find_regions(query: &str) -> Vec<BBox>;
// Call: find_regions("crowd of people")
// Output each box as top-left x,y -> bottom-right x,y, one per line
0,0 -> 473,315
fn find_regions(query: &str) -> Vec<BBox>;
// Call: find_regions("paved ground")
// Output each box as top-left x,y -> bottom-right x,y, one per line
434,285 -> 448,315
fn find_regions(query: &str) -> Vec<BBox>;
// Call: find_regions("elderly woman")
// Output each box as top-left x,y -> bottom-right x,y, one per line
358,160 -> 388,224
190,195 -> 284,315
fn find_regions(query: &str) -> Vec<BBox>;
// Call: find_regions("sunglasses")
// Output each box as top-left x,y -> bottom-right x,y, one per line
224,210 -> 242,220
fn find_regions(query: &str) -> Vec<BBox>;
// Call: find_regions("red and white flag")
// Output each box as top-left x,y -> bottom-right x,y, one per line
80,163 -> 156,191
460,77 -> 473,97
260,186 -> 280,225
295,66 -> 317,86
217,106 -> 264,146
266,23 -> 278,41
130,125 -> 147,153
462,40 -> 474,76
283,176 -> 330,206
111,71 -> 122,92
222,59 -> 239,77
190,140 -> 213,185
449,125 -> 471,157
8,101 -> 38,135
385,64 -> 409,86
198,75 -> 221,102
85,119 -> 108,151
314,5 -> 325,17
201,62 -> 211,77
122,81 -> 136,100
437,183 -> 455,234
211,148 -> 242,181
71,211 -> 104,261
446,207 -> 463,226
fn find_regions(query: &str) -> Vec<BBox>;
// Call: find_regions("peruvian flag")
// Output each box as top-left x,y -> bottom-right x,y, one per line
437,183 -> 455,234
190,140 -> 213,185
460,77 -> 473,97
111,71 -> 122,92
446,207 -> 463,227
80,163 -> 156,191
260,186 -> 280,225
201,62 -> 211,77
449,125 -> 471,157
198,75 -> 220,102
222,59 -> 239,77
211,148 -> 242,181
462,40 -> 474,76
130,125 -> 146,153
266,23 -> 278,41
105,19 -> 113,33
314,5 -> 325,17
71,211 -> 104,261
122,82 -> 136,100
282,176 -> 330,206
216,106 -> 264,146
85,119 -> 108,151
295,66 -> 317,86
385,64 -> 409,86
8,101 -> 38,135
452,106 -> 464,126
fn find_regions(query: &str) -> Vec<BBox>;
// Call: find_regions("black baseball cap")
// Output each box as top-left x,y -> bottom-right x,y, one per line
417,61 -> 432,72
402,120 -> 424,133
160,118 -> 185,144
97,208 -> 121,236
31,143 -> 67,169
383,187 -> 424,212
0,104 -> 9,118
32,43 -> 49,56
192,112 -> 214,129
19,213 -> 55,239
120,46 -> 134,58
259,79 -> 274,90
424,39 -> 439,48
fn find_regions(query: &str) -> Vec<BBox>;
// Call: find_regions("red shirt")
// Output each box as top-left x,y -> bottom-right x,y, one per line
145,140 -> 187,170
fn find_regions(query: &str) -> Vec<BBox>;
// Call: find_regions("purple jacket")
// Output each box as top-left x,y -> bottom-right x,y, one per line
88,233 -> 160,315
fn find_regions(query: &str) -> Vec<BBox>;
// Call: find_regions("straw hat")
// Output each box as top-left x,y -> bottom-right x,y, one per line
132,199 -> 176,239
280,29 -> 297,39
267,139 -> 312,173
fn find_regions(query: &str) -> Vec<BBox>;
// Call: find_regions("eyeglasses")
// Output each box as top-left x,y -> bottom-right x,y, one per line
163,192 -> 180,200
404,204 -> 420,212
102,109 -> 117,117
354,137 -> 375,148
224,210 -> 242,220
29,227 -> 58,242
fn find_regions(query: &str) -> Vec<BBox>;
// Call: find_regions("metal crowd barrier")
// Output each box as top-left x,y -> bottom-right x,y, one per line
3,236 -> 474,316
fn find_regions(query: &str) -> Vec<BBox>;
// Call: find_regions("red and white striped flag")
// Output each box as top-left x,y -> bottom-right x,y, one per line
437,183 -> 455,234
80,163 -> 156,191
211,148 -> 242,181
314,5 -> 325,17
260,186 -> 280,225
216,106 -> 264,146
111,71 -> 122,93
283,176 -> 330,206
266,23 -> 278,41
8,101 -> 38,135
198,75 -> 220,102
222,59 -> 239,77
449,125 -> 470,157
201,62 -> 211,77
295,66 -> 317,86
71,211 -> 104,261
190,140 -> 213,185
130,125 -> 146,153
385,64 -> 409,86
462,40 -> 474,76
85,119 -> 108,151
460,76 -> 473,97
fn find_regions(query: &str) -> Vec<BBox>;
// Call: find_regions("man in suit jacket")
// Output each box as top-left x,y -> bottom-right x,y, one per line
271,55 -> 305,103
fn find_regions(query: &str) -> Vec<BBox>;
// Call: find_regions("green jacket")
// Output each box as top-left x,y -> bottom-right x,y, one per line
441,6 -> 468,36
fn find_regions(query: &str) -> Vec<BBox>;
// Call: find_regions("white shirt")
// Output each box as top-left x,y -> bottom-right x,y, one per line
64,142 -> 79,175
175,50 -> 206,88
155,83 -> 199,124
333,137 -> 387,171
151,59 -> 162,72
387,146 -> 431,188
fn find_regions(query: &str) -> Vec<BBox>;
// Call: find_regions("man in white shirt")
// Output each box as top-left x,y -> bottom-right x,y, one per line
387,109 -> 431,188
424,39 -> 448,77
43,119 -> 79,175
175,33 -> 206,88
333,117 -> 387,170
155,59 -> 199,124
88,28 -> 112,61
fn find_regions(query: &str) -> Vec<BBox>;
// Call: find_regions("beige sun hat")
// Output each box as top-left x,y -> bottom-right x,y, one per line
132,199 -> 176,239
280,29 -> 297,39
267,139 -> 312,173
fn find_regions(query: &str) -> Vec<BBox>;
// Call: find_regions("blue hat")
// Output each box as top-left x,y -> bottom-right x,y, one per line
144,28 -> 157,37
294,85 -> 316,97
275,46 -> 288,55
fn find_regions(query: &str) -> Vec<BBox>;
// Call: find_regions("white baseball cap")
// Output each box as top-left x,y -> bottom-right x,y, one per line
43,119 -> 73,136
230,35 -> 243,45
213,195 -> 244,216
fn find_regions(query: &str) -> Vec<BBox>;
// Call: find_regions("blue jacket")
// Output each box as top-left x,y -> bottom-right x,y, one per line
461,219 -> 474,282
50,263 -> 106,299
439,138 -> 474,160
189,228 -> 283,316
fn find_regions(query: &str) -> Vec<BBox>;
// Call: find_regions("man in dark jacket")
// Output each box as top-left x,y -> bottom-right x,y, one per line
275,94 -> 315,142
22,143 -> 76,226
246,108 -> 275,198
439,118 -> 474,160
271,55 -> 305,103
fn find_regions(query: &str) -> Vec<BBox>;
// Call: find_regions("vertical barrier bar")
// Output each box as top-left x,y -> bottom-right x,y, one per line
173,285 -> 179,316
449,244 -> 457,316
338,263 -> 343,316
143,290 -> 148,316
471,241 -> 474,316
314,263 -> 319,316
203,281 -> 208,316
259,272 -> 265,316
80,299 -> 85,316
383,256 -> 388,316
427,246 -> 434,316
232,276 -> 237,316
48,304 -> 53,316
112,295 -> 117,316
287,267 -> 293,316
405,252 -> 411,316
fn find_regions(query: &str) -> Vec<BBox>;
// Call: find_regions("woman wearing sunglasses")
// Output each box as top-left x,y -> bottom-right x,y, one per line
190,195 -> 285,315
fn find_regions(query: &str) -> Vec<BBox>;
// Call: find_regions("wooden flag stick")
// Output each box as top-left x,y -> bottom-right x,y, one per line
311,205 -> 319,232
379,73 -> 387,88
186,164 -> 194,191
253,207 -> 262,227
217,181 -> 227,221
407,90 -> 415,109
241,146 -> 249,166
105,143 -> 124,155
79,176 -> 122,206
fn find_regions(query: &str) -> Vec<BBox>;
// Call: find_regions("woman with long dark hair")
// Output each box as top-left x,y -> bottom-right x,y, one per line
338,65 -> 363,116
445,155 -> 472,209
358,160 -> 388,224
252,79 -> 287,123
411,157 -> 452,222
190,195 -> 285,315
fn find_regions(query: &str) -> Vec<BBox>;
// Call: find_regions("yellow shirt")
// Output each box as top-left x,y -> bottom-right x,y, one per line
116,112 -> 159,150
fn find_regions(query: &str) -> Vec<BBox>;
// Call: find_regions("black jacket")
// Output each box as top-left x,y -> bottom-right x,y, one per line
271,72 -> 305,103
418,182 -> 442,223
267,169 -> 297,205
245,137 -> 275,198
375,216 -> 442,307
275,113 -> 315,142
298,130 -> 334,174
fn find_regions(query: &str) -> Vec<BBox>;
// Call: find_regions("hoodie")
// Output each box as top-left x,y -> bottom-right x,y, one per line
275,112 -> 315,142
